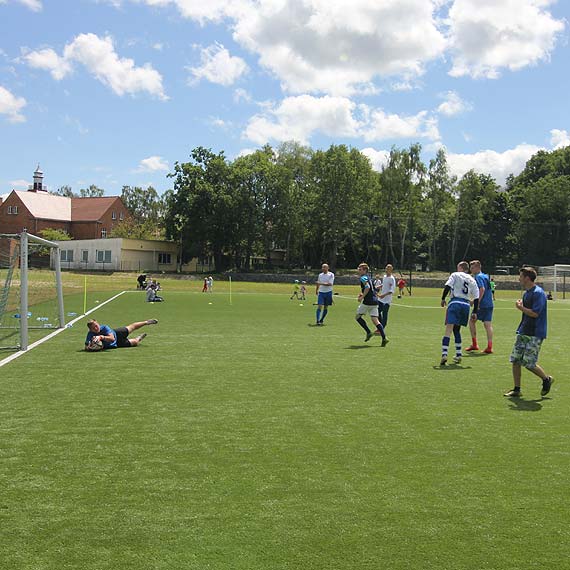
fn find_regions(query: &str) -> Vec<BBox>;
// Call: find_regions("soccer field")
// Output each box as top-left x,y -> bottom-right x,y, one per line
1,284 -> 569,570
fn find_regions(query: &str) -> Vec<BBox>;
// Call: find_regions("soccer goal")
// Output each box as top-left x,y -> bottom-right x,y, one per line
0,231 -> 65,351
538,264 -> 570,300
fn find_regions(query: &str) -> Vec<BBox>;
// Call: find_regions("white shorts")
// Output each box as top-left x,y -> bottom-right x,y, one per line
357,304 -> 379,317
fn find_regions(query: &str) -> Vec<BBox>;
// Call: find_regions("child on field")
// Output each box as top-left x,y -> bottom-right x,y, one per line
290,280 -> 301,300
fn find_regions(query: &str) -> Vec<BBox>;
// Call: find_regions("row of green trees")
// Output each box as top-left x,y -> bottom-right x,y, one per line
54,142 -> 570,272
162,143 -> 570,272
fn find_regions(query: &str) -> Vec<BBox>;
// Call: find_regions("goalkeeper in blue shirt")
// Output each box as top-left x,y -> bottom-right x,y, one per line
85,318 -> 158,351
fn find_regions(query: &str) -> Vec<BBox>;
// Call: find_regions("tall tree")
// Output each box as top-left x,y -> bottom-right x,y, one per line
80,184 -> 105,197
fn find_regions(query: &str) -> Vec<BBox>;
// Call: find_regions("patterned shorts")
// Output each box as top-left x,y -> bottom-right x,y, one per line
510,335 -> 543,369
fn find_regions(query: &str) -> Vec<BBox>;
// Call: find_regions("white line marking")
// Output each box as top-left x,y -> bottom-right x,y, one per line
0,290 -> 127,369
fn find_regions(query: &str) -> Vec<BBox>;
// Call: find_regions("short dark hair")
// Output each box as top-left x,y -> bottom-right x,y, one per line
458,261 -> 469,272
519,266 -> 537,281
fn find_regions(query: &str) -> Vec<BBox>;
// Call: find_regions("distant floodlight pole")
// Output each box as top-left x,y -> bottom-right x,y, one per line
229,275 -> 232,305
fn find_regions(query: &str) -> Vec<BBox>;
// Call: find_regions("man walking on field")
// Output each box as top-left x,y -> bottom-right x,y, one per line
377,264 -> 396,328
440,261 -> 479,365
466,260 -> 494,353
315,263 -> 334,325
504,267 -> 554,398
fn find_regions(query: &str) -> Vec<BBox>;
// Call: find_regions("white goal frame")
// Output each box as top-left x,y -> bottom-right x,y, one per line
0,231 -> 65,351
538,264 -> 570,301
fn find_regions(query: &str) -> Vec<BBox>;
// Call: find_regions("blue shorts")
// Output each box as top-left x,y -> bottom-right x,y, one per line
445,302 -> 469,326
477,307 -> 493,322
318,291 -> 333,306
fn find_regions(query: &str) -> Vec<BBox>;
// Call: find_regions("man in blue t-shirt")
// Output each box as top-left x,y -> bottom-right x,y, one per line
504,267 -> 553,398
466,260 -> 494,353
85,318 -> 158,351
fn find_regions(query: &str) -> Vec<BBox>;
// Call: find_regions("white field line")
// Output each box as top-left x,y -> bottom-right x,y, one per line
0,290 -> 129,369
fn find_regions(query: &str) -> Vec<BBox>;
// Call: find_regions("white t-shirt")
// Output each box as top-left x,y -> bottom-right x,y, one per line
380,274 -> 396,305
445,271 -> 479,305
317,271 -> 335,292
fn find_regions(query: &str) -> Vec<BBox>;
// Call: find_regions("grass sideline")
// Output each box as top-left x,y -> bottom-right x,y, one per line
0,279 -> 568,569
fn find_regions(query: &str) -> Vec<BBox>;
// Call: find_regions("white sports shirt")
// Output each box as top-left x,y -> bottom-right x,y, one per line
317,272 -> 335,292
445,271 -> 479,305
380,275 -> 396,305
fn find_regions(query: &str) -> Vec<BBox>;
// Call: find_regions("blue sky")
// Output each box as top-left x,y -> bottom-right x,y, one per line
0,0 -> 569,196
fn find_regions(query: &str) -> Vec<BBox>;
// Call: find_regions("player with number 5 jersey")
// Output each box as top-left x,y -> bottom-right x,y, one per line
439,261 -> 480,365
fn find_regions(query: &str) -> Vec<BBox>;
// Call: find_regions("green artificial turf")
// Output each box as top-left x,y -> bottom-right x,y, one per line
1,283 -> 569,569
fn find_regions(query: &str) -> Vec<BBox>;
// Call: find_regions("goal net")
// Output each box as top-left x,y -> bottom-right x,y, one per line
538,264 -> 570,300
0,232 -> 65,351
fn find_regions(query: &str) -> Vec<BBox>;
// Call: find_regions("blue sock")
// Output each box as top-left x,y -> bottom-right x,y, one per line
316,309 -> 321,323
321,308 -> 328,322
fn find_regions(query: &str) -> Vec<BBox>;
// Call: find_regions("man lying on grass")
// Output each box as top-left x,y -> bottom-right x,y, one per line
85,319 -> 158,351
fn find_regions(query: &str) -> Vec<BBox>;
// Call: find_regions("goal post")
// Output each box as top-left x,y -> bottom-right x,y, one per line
538,264 -> 570,300
0,231 -> 65,351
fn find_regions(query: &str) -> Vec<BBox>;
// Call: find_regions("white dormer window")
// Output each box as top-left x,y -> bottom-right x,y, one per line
112,211 -> 117,220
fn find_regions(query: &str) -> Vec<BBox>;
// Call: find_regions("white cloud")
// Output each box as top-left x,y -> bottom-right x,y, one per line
6,0 -> 42,11
437,91 -> 472,117
10,179 -> 30,189
236,148 -> 257,158
361,108 -> 440,142
360,147 -> 390,171
244,95 -> 361,145
448,0 -> 566,79
189,43 -> 248,86
64,114 -> 89,135
447,143 -> 542,185
102,0 -> 248,23
234,87 -> 252,103
137,156 -> 169,172
23,33 -> 167,99
0,85 -> 26,123
23,47 -> 73,80
244,95 -> 440,145
233,0 -> 447,95
550,129 -> 570,150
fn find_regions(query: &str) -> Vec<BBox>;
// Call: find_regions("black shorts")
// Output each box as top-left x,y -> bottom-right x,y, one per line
114,327 -> 132,348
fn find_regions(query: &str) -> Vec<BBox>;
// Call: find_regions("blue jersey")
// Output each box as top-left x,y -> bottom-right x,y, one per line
85,324 -> 118,348
475,272 -> 493,308
517,285 -> 547,339
359,275 -> 376,305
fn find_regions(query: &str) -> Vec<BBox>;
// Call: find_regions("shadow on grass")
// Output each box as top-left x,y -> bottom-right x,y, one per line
506,397 -> 544,412
432,364 -> 473,370
345,345 -> 373,350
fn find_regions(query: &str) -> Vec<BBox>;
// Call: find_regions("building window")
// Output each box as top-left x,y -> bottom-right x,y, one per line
96,250 -> 112,263
61,250 -> 74,262
112,211 -> 117,220
101,228 -> 107,238
7,205 -> 18,214
158,253 -> 172,264
119,211 -> 124,221
81,250 -> 89,262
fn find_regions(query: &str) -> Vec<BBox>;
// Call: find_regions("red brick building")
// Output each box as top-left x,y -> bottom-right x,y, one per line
0,167 -> 130,239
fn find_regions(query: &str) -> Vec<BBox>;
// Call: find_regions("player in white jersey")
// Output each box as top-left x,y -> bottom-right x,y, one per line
377,264 -> 396,328
315,263 -> 335,325
440,261 -> 480,366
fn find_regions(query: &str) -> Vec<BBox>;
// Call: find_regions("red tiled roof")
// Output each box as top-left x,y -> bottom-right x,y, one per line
71,197 -> 122,221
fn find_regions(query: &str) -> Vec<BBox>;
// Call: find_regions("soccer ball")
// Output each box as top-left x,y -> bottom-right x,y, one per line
88,337 -> 104,351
